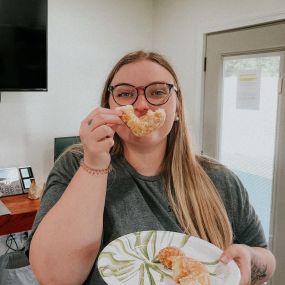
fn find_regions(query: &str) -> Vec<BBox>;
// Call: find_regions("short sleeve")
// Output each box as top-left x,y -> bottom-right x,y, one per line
25,151 -> 81,255
228,172 -> 267,247
201,159 -> 267,248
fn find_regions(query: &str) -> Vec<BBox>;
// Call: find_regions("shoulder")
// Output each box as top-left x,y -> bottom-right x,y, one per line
197,154 -> 241,190
35,150 -> 82,222
197,155 -> 266,246
197,154 -> 247,216
51,149 -> 82,183
38,150 -> 82,204
196,154 -> 225,172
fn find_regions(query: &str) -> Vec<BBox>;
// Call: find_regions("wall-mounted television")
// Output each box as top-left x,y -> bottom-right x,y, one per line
0,0 -> 47,92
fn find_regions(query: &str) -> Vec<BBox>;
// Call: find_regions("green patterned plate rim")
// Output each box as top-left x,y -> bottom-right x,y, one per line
97,230 -> 240,285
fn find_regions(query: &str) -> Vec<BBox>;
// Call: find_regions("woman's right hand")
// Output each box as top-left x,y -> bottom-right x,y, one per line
79,107 -> 123,169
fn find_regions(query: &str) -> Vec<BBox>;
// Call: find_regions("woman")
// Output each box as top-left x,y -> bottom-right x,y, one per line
28,51 -> 275,285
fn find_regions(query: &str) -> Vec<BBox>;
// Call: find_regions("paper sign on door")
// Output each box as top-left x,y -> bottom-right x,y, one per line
236,69 -> 261,110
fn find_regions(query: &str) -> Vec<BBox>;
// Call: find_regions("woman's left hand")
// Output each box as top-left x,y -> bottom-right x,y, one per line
220,244 -> 252,285
219,244 -> 274,285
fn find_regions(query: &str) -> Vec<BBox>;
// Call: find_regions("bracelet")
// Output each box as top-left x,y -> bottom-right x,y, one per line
80,159 -> 112,175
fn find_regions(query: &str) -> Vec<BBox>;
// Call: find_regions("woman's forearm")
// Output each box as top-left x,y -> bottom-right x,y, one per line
250,247 -> 276,284
30,167 -> 108,285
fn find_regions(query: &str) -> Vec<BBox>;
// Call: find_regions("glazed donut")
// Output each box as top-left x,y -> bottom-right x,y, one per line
158,246 -> 185,269
158,246 -> 210,285
117,105 -> 166,137
171,256 -> 210,285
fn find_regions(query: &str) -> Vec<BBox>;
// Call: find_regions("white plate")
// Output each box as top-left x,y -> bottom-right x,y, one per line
98,230 -> 240,285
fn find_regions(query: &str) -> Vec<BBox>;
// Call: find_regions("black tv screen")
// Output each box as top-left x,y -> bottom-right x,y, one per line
0,0 -> 47,91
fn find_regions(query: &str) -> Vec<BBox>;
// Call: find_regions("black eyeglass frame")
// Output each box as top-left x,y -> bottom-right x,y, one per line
108,81 -> 178,106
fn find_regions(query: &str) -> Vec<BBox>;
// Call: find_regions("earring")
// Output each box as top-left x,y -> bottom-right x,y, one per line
175,115 -> 179,121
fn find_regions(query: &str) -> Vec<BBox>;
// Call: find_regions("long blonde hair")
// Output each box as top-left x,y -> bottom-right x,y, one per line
77,50 -> 233,249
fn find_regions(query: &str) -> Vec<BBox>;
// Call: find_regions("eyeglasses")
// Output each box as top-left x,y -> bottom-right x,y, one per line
108,81 -> 177,106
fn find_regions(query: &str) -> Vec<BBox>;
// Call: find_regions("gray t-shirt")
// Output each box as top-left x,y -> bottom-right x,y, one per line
26,152 -> 266,284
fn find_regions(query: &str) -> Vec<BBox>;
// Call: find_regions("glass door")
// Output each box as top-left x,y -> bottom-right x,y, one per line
220,53 -> 282,241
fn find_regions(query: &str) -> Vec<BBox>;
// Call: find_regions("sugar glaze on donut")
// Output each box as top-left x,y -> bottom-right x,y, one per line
117,105 -> 166,137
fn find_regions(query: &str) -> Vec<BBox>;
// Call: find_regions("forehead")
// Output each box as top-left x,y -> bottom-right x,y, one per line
111,59 -> 174,86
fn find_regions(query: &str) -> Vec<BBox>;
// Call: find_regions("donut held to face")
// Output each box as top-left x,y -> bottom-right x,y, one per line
116,105 -> 166,137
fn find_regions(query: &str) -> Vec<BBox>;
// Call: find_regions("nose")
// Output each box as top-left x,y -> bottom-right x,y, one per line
133,90 -> 149,115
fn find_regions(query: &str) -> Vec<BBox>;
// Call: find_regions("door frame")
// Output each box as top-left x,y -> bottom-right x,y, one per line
202,21 -> 285,285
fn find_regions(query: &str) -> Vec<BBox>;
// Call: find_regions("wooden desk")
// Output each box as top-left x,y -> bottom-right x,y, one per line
0,194 -> 40,235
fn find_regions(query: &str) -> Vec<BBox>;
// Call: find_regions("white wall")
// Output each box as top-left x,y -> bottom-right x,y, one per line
152,0 -> 285,150
0,0 -> 153,182
1,0 -> 285,183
